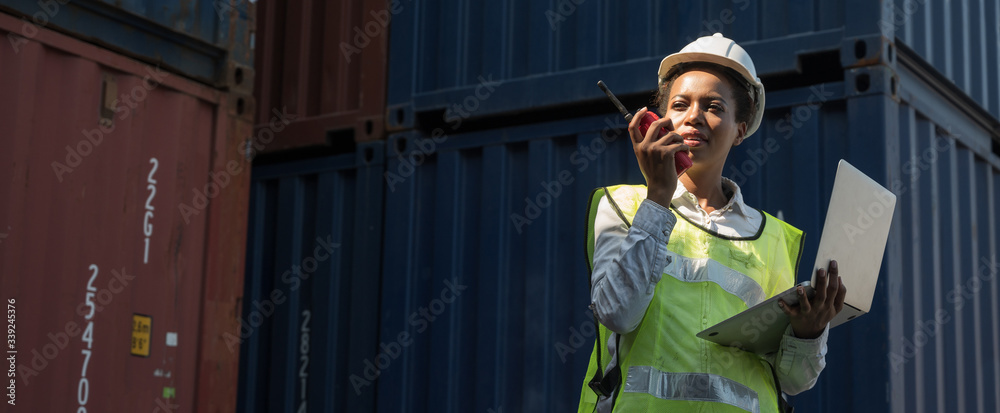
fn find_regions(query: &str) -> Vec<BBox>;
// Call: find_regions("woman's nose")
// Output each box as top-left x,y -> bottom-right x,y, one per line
684,105 -> 705,125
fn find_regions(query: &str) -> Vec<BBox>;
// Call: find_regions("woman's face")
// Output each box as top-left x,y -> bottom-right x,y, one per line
664,68 -> 747,168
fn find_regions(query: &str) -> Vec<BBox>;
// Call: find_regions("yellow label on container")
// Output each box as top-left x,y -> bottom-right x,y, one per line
131,314 -> 152,357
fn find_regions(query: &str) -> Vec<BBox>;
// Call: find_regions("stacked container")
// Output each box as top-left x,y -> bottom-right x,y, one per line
0,0 -> 254,411
236,0 -> 388,412
251,0 -> 388,152
240,1 -> 1000,412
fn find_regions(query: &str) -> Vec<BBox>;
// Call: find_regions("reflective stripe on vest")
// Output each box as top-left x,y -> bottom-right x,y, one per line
623,365 -> 760,413
577,184 -> 804,413
663,250 -> 766,308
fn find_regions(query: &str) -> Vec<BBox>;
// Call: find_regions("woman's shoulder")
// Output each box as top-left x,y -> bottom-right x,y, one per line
593,184 -> 652,227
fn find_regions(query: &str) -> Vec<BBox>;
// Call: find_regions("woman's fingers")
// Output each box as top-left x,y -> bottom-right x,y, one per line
797,286 -> 812,314
628,107 -> 647,144
813,268 -> 827,305
834,277 -> 847,313
778,299 -> 796,316
647,116 -> 673,142
825,260 -> 840,307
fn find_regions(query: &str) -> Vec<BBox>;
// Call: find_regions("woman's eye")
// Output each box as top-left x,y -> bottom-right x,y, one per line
671,102 -> 687,110
709,104 -> 724,112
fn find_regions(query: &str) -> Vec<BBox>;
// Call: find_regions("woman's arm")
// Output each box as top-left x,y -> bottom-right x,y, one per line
590,195 -> 676,335
766,325 -> 829,395
769,260 -> 845,393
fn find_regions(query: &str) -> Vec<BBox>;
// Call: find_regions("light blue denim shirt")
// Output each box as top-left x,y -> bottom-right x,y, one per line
590,179 -> 828,395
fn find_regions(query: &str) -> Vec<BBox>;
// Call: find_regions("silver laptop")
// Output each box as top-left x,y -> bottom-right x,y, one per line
696,160 -> 896,354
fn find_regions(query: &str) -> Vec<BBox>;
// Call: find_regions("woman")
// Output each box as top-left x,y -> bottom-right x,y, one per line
578,33 -> 846,412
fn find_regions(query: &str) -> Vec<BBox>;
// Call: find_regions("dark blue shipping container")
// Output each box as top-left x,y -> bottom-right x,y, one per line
892,0 -> 1000,120
386,0 -> 1000,128
385,0 -> 861,129
0,0 -> 252,87
887,44 -> 1000,413
240,43 -> 1000,412
238,0 -> 1000,411
374,81 -> 903,412
237,144 -> 385,412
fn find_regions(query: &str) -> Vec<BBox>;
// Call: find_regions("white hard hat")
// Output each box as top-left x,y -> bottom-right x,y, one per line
658,33 -> 765,138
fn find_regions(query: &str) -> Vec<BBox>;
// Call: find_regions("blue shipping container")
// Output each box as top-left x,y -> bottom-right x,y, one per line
386,0 -> 1000,127
237,143 -> 385,412
0,0 -> 253,86
239,1 -> 1000,410
893,0 -> 1000,121
240,43 -> 1000,411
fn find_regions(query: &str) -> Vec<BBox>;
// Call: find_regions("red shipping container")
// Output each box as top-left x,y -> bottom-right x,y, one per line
0,11 -> 253,412
254,0 -> 388,152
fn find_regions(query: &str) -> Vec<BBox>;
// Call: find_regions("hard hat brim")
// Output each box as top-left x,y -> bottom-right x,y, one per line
658,52 -> 756,88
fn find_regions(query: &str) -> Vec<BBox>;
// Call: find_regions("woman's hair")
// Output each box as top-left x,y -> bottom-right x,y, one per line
654,62 -> 755,128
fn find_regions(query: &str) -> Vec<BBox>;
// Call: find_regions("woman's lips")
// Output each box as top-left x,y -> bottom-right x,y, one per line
680,131 -> 706,147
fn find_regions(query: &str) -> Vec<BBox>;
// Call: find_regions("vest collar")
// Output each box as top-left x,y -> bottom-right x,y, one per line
671,177 -> 753,218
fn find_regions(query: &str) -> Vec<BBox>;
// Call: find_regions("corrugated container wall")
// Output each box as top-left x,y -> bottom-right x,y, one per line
253,0 -> 388,153
385,0 -> 889,129
386,0 -> 1000,128
237,0 -> 1000,412
0,0 -> 253,88
887,46 -> 1000,413
0,10 -> 254,412
374,79 -> 901,412
892,0 -> 1000,120
237,145 -> 385,412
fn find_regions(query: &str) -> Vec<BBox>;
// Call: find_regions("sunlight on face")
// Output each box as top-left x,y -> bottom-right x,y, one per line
665,68 -> 747,168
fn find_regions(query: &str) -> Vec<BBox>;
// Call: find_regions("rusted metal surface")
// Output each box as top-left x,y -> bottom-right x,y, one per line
0,11 -> 252,412
0,0 -> 255,88
253,0 -> 388,151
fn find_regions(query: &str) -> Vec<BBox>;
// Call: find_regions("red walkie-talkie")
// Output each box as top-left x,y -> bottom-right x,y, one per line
597,80 -> 692,176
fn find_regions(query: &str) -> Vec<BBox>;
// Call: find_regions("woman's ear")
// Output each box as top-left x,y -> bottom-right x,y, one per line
733,122 -> 748,146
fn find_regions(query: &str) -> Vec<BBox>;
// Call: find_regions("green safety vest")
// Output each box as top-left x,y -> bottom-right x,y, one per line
578,184 -> 804,413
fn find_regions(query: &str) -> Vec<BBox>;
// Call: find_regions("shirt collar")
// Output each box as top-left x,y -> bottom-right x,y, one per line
670,177 -> 753,217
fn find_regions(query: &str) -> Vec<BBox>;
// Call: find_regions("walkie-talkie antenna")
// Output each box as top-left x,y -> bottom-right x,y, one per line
597,80 -> 633,122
